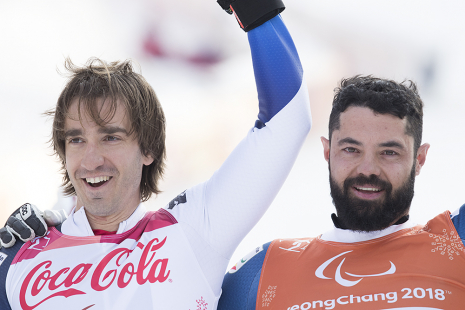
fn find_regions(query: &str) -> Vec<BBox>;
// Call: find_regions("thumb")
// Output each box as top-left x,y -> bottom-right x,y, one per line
43,209 -> 68,227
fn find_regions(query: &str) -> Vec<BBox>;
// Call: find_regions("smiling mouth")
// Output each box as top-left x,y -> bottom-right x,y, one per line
354,186 -> 382,193
85,176 -> 111,188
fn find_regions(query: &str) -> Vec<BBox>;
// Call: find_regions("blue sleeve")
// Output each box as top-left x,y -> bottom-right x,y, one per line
248,15 -> 304,128
451,204 -> 465,243
0,241 -> 24,310
218,242 -> 271,310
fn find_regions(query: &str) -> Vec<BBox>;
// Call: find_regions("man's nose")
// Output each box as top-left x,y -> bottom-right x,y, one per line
356,153 -> 381,177
81,143 -> 104,171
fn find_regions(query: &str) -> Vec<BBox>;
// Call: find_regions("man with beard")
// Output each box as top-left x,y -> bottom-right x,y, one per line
217,76 -> 465,309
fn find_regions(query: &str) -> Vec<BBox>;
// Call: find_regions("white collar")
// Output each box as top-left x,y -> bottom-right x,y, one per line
60,203 -> 147,237
320,219 -> 418,243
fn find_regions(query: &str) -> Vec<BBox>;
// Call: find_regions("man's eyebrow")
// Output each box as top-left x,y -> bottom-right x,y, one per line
64,129 -> 82,138
379,141 -> 406,149
64,127 -> 129,138
98,126 -> 129,135
337,137 -> 362,146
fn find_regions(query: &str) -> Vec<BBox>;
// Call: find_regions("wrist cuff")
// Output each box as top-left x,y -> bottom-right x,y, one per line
230,0 -> 285,32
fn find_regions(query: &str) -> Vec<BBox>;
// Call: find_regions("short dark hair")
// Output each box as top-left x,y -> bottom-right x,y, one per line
46,57 -> 166,202
329,75 -> 424,151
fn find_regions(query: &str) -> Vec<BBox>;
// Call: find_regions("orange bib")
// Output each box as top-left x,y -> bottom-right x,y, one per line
257,211 -> 465,310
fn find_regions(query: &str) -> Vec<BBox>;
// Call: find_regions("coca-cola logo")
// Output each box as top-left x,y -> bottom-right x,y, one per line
20,237 -> 170,310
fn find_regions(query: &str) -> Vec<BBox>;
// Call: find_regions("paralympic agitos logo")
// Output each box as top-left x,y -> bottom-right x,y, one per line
315,250 -> 396,287
19,237 -> 170,310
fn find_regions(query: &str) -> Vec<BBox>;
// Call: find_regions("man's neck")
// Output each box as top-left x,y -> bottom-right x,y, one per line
61,204 -> 146,237
331,213 -> 410,231
85,212 -> 124,232
74,202 -> 140,232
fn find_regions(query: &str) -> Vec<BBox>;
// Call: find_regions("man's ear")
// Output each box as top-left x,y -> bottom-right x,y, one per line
415,143 -> 430,176
321,136 -> 330,163
143,153 -> 154,166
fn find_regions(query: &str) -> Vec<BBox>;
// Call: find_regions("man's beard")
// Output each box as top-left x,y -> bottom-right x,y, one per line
329,165 -> 416,232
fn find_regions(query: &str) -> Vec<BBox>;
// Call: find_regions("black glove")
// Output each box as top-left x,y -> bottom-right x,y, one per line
0,203 -> 67,248
217,0 -> 285,32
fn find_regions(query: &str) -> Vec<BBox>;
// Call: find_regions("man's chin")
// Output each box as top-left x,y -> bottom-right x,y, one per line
77,197 -> 109,213
337,207 -> 404,232
336,201 -> 395,231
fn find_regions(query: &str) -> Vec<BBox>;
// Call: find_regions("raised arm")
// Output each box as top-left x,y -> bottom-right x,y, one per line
166,2 -> 311,296
250,14 -> 304,128
202,13 -> 310,257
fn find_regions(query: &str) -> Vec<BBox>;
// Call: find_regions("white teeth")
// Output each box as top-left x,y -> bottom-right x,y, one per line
356,187 -> 381,192
86,176 -> 110,184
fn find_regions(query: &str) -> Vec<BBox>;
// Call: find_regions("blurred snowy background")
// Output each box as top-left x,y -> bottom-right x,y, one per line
1,0 -> 465,269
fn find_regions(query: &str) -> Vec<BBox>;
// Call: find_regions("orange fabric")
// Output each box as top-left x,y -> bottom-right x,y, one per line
257,211 -> 465,309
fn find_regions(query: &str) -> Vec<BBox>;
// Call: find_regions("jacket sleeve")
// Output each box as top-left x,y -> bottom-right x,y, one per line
0,241 -> 24,310
450,204 -> 465,244
165,14 -> 311,294
217,242 -> 271,310
199,14 -> 311,258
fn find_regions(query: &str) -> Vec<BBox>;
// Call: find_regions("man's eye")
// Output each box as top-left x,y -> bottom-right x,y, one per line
383,150 -> 398,156
69,138 -> 83,144
105,136 -> 119,142
343,147 -> 357,153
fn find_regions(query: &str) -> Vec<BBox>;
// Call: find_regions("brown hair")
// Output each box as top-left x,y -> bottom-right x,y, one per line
46,57 -> 166,201
329,75 -> 423,152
